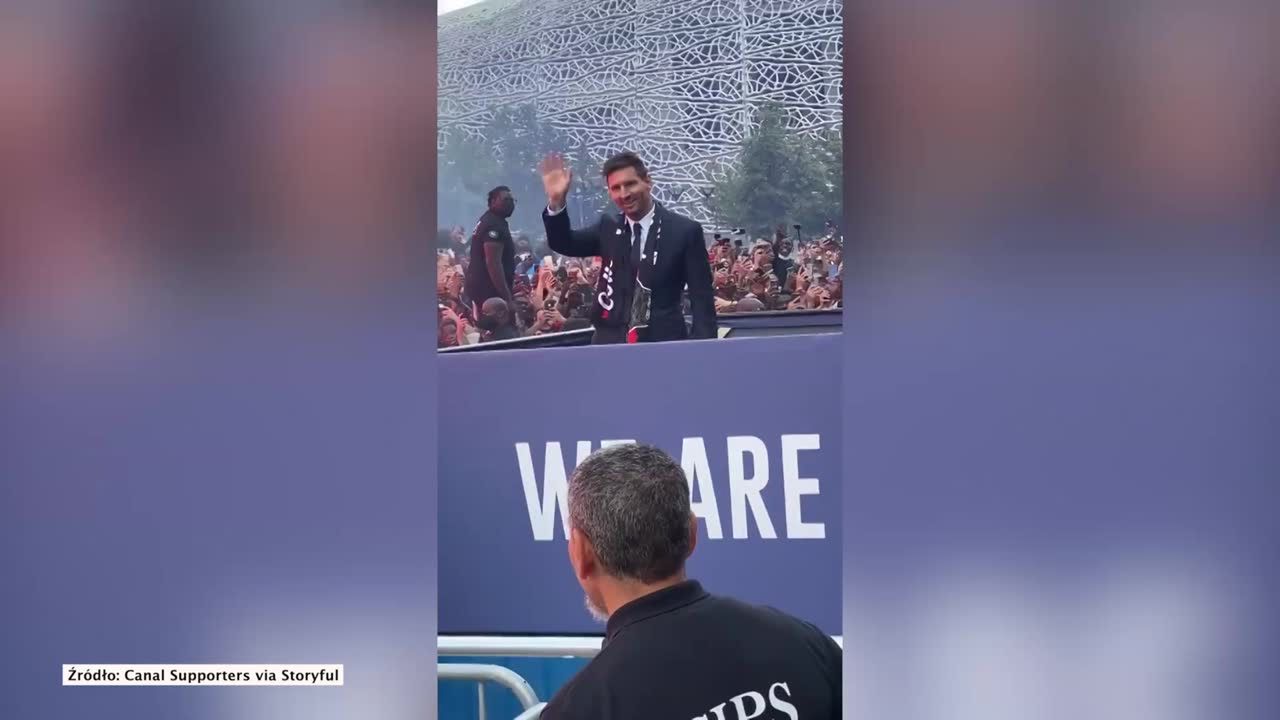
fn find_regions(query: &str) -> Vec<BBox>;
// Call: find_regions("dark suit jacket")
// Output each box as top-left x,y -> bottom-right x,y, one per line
542,203 -> 717,343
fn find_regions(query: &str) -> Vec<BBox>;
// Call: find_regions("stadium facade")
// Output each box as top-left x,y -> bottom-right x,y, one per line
438,0 -> 842,223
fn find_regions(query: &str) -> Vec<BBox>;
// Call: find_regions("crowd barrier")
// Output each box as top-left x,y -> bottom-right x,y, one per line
438,635 -> 843,719
439,308 -> 841,352
438,663 -> 541,719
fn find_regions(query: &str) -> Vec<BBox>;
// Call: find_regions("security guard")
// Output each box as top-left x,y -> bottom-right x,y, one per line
543,444 -> 841,720
463,185 -> 518,314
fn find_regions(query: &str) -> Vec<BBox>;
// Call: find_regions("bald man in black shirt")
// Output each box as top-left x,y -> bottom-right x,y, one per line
543,444 -> 841,720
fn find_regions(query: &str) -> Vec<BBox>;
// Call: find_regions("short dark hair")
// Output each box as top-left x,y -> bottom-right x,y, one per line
601,152 -> 649,181
481,296 -> 509,317
568,444 -> 691,584
487,186 -> 511,205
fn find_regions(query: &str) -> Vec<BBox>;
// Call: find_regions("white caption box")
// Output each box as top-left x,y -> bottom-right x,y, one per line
63,664 -> 343,686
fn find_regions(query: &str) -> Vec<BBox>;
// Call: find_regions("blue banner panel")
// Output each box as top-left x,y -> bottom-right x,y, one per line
439,335 -> 842,635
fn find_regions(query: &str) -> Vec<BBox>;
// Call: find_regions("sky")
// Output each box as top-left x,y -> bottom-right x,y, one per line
438,0 -> 485,14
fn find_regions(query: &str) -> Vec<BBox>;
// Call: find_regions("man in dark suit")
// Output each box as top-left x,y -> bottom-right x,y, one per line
539,151 -> 717,344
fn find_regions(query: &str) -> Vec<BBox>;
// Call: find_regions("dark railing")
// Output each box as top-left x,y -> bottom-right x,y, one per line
715,308 -> 842,336
438,308 -> 841,352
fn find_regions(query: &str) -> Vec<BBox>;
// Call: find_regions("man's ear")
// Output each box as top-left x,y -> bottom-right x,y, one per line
568,527 -> 596,582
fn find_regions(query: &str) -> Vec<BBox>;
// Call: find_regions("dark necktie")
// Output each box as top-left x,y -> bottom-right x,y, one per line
630,221 -> 643,267
629,220 -> 651,331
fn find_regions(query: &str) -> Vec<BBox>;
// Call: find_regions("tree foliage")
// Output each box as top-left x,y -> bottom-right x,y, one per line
713,102 -> 842,238
437,105 -> 603,233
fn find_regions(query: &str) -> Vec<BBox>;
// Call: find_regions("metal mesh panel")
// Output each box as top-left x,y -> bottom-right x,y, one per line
439,0 -> 842,222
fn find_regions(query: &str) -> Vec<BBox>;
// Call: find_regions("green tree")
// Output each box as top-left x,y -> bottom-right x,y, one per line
714,103 -> 841,238
817,128 -> 843,218
437,104 -> 607,234
437,129 -> 499,229
485,105 -> 570,231
569,141 -> 614,222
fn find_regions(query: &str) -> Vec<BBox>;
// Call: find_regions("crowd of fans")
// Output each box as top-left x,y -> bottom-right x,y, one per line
708,223 -> 844,314
436,222 -> 843,348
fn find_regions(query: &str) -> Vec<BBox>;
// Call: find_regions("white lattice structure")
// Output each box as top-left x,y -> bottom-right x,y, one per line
439,0 -> 842,223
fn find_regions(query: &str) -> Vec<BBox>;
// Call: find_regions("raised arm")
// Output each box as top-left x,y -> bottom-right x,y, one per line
540,153 -> 601,258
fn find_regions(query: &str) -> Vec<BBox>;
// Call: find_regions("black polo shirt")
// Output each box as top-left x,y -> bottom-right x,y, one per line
464,210 -> 516,304
541,580 -> 841,720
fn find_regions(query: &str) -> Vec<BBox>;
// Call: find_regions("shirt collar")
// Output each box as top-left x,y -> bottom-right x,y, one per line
604,579 -> 708,643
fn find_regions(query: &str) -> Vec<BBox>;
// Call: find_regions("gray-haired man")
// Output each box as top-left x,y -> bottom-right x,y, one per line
542,443 -> 841,720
